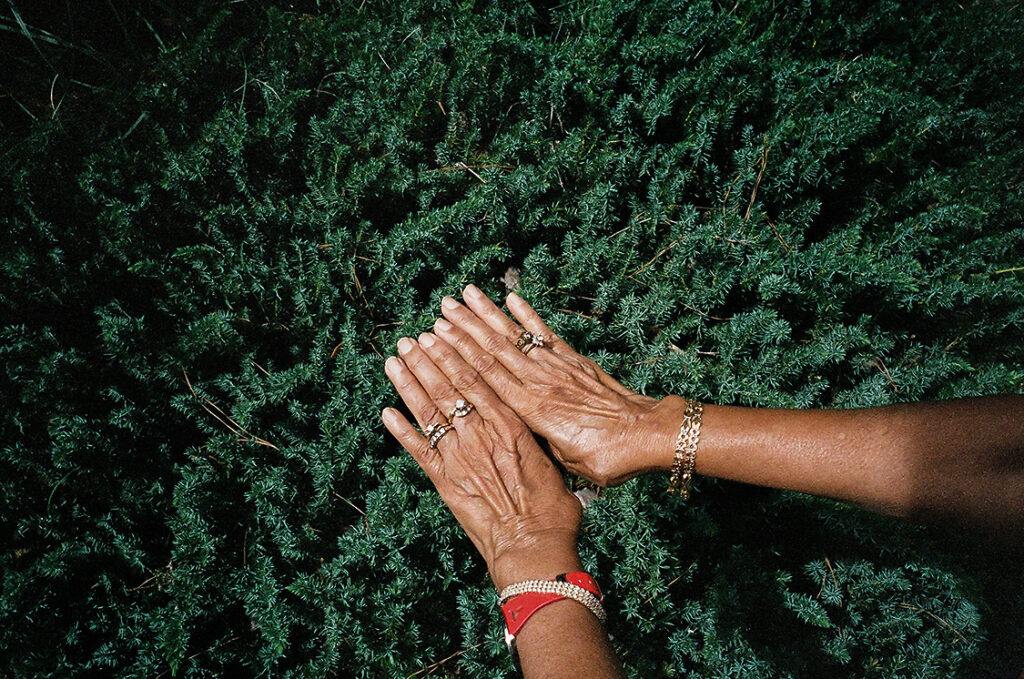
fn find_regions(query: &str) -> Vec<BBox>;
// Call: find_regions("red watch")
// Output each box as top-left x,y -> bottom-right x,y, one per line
500,572 -> 604,674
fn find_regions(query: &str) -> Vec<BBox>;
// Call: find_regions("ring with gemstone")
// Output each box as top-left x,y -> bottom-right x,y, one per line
447,399 -> 475,420
515,331 -> 545,355
425,422 -> 453,449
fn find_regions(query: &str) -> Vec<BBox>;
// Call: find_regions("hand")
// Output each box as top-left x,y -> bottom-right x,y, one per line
428,285 -> 687,487
382,333 -> 583,589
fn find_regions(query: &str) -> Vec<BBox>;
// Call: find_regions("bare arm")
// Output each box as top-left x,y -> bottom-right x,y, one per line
643,394 -> 1024,536
431,285 -> 1024,540
492,545 -> 625,679
382,334 -> 624,679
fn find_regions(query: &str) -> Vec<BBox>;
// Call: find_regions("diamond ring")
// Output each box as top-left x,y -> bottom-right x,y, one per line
447,398 -> 475,420
425,422 -> 453,449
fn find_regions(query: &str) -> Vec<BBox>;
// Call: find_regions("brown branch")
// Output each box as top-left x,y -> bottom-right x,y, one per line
556,308 -> 596,321
816,556 -> 843,606
422,162 -> 516,173
249,360 -> 271,378
455,161 -> 487,184
623,355 -> 667,367
406,641 -> 487,678
630,235 -> 687,277
345,263 -> 385,360
896,603 -> 970,644
154,636 -> 241,679
680,302 -> 732,322
332,490 -> 367,517
743,137 -> 770,223
640,562 -> 698,606
766,218 -> 793,254
869,356 -> 899,393
182,369 -> 279,450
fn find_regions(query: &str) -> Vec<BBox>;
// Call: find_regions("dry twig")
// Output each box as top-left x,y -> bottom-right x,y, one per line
182,369 -> 279,450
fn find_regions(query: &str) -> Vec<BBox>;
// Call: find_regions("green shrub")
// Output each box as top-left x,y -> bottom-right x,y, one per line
2,0 -> 1022,676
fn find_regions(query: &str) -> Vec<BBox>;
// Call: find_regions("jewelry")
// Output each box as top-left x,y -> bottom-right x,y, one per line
447,398 -> 475,420
425,421 -> 453,449
499,572 -> 605,675
667,399 -> 704,499
515,330 -> 545,355
499,579 -> 606,624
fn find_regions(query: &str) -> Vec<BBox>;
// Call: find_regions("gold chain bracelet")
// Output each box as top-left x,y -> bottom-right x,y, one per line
667,399 -> 704,499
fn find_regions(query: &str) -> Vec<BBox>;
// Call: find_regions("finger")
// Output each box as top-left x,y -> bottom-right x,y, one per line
381,407 -> 445,486
397,335 -> 466,418
508,291 -> 635,397
504,290 -> 574,357
462,283 -> 525,342
441,295 -> 534,374
426,318 -> 523,416
462,285 -> 572,376
384,355 -> 446,431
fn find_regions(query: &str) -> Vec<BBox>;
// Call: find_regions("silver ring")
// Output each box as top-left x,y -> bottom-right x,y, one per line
425,422 -> 453,449
447,398 -> 475,420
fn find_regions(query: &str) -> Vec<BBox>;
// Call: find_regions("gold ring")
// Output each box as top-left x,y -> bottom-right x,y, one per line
515,331 -> 545,355
447,398 -> 474,420
425,422 -> 453,449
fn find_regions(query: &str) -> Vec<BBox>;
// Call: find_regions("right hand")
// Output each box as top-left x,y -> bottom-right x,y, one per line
426,285 -> 687,487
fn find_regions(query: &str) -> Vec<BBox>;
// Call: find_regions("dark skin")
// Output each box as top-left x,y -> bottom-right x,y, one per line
383,285 -> 1024,678
382,336 -> 625,679
431,285 -> 1024,540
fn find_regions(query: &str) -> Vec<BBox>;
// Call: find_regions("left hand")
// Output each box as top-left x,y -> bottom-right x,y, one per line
382,332 -> 583,589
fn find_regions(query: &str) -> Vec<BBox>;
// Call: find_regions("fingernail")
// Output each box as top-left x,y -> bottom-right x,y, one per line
434,317 -> 453,331
419,332 -> 436,347
397,337 -> 415,354
385,356 -> 402,373
507,291 -> 523,305
465,284 -> 483,300
381,407 -> 394,422
441,296 -> 458,310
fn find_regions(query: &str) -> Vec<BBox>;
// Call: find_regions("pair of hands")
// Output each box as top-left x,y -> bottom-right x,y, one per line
382,285 -> 685,589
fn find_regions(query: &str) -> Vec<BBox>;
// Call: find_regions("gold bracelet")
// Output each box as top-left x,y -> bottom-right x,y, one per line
667,399 -> 704,499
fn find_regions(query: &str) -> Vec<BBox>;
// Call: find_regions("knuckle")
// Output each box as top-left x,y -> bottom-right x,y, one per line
414,439 -> 435,461
591,463 -> 616,488
422,407 -> 443,427
482,332 -> 508,355
452,331 -> 476,353
402,350 -> 425,369
470,351 -> 500,376
394,370 -> 418,389
452,366 -> 485,391
432,338 -> 456,360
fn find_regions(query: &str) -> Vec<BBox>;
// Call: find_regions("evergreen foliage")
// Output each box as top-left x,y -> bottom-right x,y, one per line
2,0 -> 1022,676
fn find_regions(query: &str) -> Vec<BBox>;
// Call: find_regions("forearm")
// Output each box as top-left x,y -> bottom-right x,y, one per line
646,394 -> 1024,535
516,598 -> 624,679
493,543 -> 625,679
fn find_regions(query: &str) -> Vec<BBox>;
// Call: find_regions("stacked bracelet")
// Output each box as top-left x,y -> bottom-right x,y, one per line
667,399 -> 704,499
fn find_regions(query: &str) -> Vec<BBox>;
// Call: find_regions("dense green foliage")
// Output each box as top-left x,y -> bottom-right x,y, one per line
2,0 -> 1022,676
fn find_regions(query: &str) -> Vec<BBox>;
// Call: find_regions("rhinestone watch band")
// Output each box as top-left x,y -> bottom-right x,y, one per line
499,579 -> 606,624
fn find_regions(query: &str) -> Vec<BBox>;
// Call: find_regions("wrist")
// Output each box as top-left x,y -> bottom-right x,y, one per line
640,394 -> 692,473
490,537 -> 582,591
